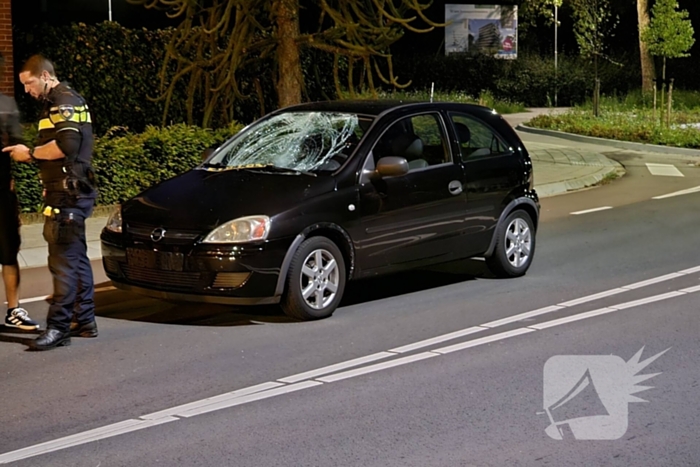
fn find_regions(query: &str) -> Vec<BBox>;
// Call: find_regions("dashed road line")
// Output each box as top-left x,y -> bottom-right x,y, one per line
570,206 -> 613,215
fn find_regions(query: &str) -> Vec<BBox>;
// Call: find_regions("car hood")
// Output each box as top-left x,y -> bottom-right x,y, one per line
122,168 -> 336,230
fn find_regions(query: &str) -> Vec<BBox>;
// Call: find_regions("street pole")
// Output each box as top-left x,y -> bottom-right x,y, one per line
108,0 -> 113,21
554,3 -> 558,108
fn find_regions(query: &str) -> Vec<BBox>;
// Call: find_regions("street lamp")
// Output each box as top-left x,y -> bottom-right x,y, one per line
554,1 -> 558,107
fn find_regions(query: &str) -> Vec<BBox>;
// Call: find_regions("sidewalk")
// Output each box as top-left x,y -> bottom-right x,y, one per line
15,107 -> 626,270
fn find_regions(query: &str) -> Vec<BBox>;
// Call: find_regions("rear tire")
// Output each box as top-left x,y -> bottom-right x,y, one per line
486,210 -> 536,278
281,236 -> 346,320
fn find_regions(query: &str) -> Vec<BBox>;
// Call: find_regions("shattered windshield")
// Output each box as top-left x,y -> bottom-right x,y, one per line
205,111 -> 371,173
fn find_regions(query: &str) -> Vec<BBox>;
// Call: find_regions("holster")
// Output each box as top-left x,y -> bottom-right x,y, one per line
43,211 -> 82,245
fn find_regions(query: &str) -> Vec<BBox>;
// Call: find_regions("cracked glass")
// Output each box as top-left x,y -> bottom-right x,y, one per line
204,112 -> 370,173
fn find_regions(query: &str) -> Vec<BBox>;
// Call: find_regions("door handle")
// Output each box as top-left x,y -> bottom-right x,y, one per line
448,180 -> 463,195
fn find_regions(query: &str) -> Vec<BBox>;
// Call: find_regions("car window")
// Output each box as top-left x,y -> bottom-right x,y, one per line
205,112 -> 372,172
450,113 -> 510,161
371,113 -> 451,172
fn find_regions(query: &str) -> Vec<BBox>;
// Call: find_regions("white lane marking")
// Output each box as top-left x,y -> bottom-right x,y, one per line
278,352 -> 396,383
623,273 -> 684,289
557,288 -> 627,307
18,286 -> 116,305
2,268 -> 700,464
389,326 -> 487,353
646,163 -> 684,177
609,291 -> 685,310
140,381 -> 284,421
570,206 -> 613,215
176,381 -> 322,418
481,305 -> 564,328
529,307 -> 616,330
316,353 -> 438,383
0,417 -> 177,464
432,328 -> 536,354
652,185 -> 700,199
680,265 -> 700,274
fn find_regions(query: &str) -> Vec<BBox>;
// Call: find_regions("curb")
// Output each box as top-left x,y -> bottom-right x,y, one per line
535,165 -> 626,198
517,124 -> 700,158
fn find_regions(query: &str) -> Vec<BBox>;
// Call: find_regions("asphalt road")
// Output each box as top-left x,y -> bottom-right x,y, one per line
1,147 -> 699,466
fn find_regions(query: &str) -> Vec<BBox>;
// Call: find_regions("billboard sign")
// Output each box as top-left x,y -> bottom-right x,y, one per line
445,4 -> 518,59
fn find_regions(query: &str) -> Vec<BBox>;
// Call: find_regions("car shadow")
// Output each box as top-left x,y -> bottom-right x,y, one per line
340,258 -> 491,306
93,259 -> 493,327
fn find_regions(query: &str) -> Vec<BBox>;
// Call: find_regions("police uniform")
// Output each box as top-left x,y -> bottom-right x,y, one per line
36,82 -> 97,332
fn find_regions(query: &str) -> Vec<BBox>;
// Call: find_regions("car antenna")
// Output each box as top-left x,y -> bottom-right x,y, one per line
430,82 -> 435,103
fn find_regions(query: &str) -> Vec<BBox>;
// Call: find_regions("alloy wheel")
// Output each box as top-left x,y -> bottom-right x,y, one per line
504,217 -> 531,268
299,248 -> 340,310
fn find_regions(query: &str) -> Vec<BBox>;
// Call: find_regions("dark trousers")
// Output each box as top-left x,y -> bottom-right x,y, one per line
44,197 -> 95,331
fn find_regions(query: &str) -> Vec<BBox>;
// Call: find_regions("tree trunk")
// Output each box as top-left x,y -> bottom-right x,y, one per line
274,0 -> 302,108
637,0 -> 655,93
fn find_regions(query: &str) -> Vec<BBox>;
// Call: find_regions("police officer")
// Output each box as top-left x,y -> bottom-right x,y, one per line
4,55 -> 98,350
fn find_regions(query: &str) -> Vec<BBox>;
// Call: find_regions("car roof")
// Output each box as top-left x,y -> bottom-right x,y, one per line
280,100 -> 495,117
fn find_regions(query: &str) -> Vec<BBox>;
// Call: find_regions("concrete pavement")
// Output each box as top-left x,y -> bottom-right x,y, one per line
13,108 -> 630,270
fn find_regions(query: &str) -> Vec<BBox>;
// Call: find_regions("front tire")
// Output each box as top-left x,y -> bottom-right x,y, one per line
281,236 -> 346,320
486,210 -> 536,278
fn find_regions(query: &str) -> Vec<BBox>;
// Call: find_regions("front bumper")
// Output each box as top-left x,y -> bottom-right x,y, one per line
101,231 -> 293,304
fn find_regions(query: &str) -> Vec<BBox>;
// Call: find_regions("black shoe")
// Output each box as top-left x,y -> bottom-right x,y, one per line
70,320 -> 98,338
30,328 -> 71,351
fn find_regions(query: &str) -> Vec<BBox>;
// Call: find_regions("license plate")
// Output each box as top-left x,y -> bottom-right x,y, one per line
126,249 -> 184,272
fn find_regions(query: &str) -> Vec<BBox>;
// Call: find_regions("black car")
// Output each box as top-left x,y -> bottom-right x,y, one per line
101,101 -> 539,320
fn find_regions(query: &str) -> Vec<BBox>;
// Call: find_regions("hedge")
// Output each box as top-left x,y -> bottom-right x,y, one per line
391,52 -> 641,107
12,123 -> 244,213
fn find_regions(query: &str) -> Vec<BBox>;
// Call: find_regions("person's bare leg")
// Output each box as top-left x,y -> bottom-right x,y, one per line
2,263 -> 19,309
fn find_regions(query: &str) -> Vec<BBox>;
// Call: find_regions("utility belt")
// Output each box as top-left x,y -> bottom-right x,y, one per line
42,177 -> 93,195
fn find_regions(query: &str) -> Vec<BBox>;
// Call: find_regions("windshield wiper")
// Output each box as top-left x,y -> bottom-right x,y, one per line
201,162 -> 228,169
240,164 -> 317,177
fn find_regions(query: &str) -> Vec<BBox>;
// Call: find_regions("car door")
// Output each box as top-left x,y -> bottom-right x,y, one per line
355,112 -> 468,272
448,112 -> 524,255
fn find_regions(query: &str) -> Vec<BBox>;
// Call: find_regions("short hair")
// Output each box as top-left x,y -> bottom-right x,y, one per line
21,55 -> 55,78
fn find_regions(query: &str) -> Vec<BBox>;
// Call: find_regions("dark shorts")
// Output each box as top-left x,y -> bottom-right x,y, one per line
0,191 -> 21,265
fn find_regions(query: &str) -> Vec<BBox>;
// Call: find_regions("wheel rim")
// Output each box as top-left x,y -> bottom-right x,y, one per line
299,248 -> 340,310
504,217 -> 531,268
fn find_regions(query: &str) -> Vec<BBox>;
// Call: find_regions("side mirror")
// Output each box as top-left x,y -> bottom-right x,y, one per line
375,156 -> 409,178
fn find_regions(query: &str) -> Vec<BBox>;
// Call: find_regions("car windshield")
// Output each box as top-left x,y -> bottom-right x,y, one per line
204,111 -> 372,172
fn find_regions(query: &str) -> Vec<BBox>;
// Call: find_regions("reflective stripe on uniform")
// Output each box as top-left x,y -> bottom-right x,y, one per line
48,105 -> 91,125
39,118 -> 54,130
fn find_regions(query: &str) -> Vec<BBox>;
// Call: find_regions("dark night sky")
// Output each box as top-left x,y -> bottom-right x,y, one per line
10,0 -> 700,58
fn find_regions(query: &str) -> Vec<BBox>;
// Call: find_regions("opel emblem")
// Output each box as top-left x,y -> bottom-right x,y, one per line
150,227 -> 166,242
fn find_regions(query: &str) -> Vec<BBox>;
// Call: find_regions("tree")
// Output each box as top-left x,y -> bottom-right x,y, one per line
128,0 -> 442,127
569,0 -> 619,116
637,0 -> 655,93
641,0 -> 695,99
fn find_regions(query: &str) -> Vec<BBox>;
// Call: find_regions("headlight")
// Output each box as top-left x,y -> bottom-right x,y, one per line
202,215 -> 271,244
105,205 -> 122,234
